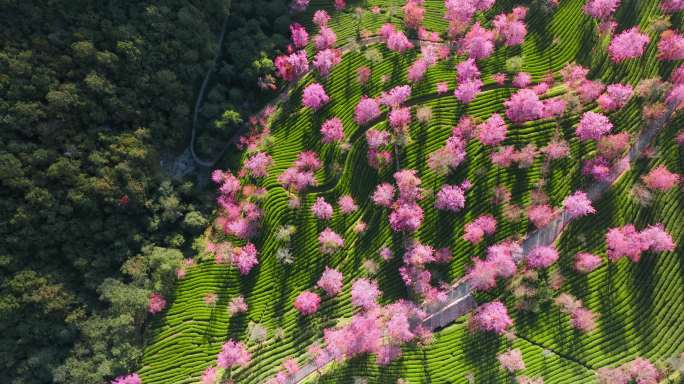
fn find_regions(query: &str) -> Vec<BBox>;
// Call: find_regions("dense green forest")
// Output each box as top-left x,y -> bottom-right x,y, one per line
0,0 -> 293,382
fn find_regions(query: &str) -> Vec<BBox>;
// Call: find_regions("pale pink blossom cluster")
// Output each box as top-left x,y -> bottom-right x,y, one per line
319,227 -> 344,254
493,7 -> 528,46
289,0 -> 309,12
389,107 -> 412,134
212,169 -> 264,240
351,278 -> 381,310
243,151 -> 273,178
274,50 -> 308,82
428,134 -> 467,175
302,83 -> 330,110
542,138 -> 571,160
111,373 -> 142,384
503,88 -> 544,123
608,27 -> 650,63
598,83 -> 633,111
463,215 -> 497,244
216,339 -> 251,369
320,117 -> 345,144
512,72 -> 532,88
372,183 -> 395,207
294,291 -> 321,315
314,26 -> 337,51
454,58 -> 483,104
657,30 -> 684,61
516,376 -> 544,384
228,295 -> 248,315
148,292 -> 166,314
563,191 -> 596,218
407,58 -> 428,83
278,151 -> 321,192
404,0 -> 425,30
497,348 -> 525,372
403,241 -> 436,267
380,85 -> 412,107
462,22 -> 495,59
355,97 -> 382,126
312,10 -> 331,26
526,245 -> 559,269
574,252 -> 603,273
597,358 -> 661,384
582,156 -> 613,182
435,183 -> 469,212
357,66 -> 371,85
584,0 -> 621,19
555,293 -> 597,332
471,300 -> 513,334
311,196 -> 333,220
527,203 -> 555,228
231,243 -> 259,275
201,367 -> 216,384
338,195 -> 358,214
477,113 -> 508,145
606,223 -> 676,262
386,29 -> 414,53
313,48 -> 341,77
641,165 -> 680,191
317,267 -> 344,296
576,111 -> 613,141
661,0 -> 684,12
289,23 -> 308,48
466,243 -> 518,290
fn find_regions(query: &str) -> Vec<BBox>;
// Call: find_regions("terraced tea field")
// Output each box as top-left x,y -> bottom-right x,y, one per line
138,0 -> 684,383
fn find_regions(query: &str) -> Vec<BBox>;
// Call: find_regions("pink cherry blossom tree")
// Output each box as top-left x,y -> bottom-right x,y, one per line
294,291 -> 321,315
477,113 -> 508,145
290,23 -> 309,48
505,89 -> 544,123
313,48 -> 341,77
498,349 -> 525,372
302,83 -> 330,110
563,191 -> 596,218
319,227 -> 344,254
641,165 -> 680,191
317,267 -> 344,296
148,292 -> 166,314
608,27 -> 650,63
471,300 -> 514,334
354,97 -> 381,125
574,252 -> 603,273
217,339 -> 251,370
351,278 -> 381,310
311,197 -> 333,220
526,245 -> 559,269
657,30 -> 684,61
576,111 -> 613,141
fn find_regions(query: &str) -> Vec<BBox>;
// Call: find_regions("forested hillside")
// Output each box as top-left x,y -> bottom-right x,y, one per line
0,1 -> 293,382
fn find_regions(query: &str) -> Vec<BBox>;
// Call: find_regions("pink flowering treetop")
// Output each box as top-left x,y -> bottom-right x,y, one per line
466,258 -> 498,291
563,191 -> 596,218
526,245 -> 559,269
404,0 -> 425,29
462,22 -> 495,60
576,111 -> 613,141
457,58 -> 480,82
598,83 -> 633,111
454,78 -> 483,104
290,23 -> 309,48
243,151 -> 273,178
512,72 -> 532,88
427,135 -> 467,175
294,291 -> 321,315
640,224 -> 676,252
228,295 -> 248,315
111,373 -> 142,384
314,26 -> 337,50
641,165 -> 680,191
657,30 -> 684,61
201,367 -> 217,384
311,197 -> 334,220
232,243 -> 259,275
217,340 -> 251,372
570,307 -> 598,332
493,10 -> 528,46
403,242 -> 436,266
605,224 -> 676,262
313,9 -> 331,26
275,50 -> 308,82
504,89 -> 544,123
608,27 -> 650,63
380,85 -> 412,107
148,292 -> 166,314
389,202 -> 424,232
372,183 -> 396,207
313,48 -> 341,77
498,349 -> 525,372
435,184 -> 467,212
338,195 -> 358,214
387,30 -> 414,53
394,169 -> 422,202
317,266 -> 344,296
389,107 -> 412,134
574,252 -> 603,273
477,113 -> 508,146
290,0 -> 310,12
407,58 -> 428,83
661,0 -> 684,12
463,215 -> 497,244
471,300 -> 513,334
302,83 -> 330,110
320,117 -> 345,144
583,0 -> 621,19
351,278 -> 381,310
319,227 -> 344,254
528,204 -> 554,230
354,97 -> 381,125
